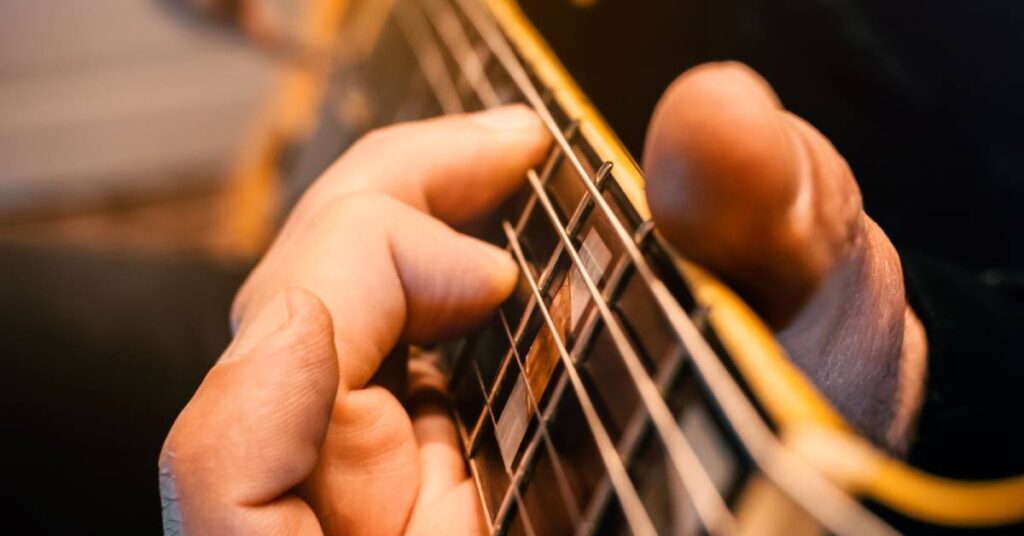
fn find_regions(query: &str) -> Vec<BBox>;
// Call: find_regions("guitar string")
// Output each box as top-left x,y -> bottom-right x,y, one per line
417,2 -> 665,529
391,0 -> 864,532
465,353 -> 497,531
478,359 -> 539,536
463,310 -> 564,536
504,221 -> 658,536
394,0 -> 890,534
461,143 -> 573,453
489,311 -> 584,528
399,0 -> 737,532
394,6 -> 521,529
462,149 -> 562,453
419,0 -> 502,107
522,166 -> 738,535
248,0 -> 898,532
392,0 -> 463,114
482,164 -> 634,530
401,2 -> 587,530
579,316 -> 691,535
451,0 -> 738,532
461,125 -> 583,459
448,1 -> 902,534
413,0 -> 726,531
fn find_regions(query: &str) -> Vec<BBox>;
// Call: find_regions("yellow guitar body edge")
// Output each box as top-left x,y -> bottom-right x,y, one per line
224,0 -> 1024,526
485,0 -> 1024,527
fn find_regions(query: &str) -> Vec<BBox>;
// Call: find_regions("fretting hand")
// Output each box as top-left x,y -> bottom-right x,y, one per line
160,106 -> 550,535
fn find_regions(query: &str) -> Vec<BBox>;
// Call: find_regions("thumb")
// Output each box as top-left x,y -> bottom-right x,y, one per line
643,62 -> 923,449
160,287 -> 338,534
643,61 -> 864,327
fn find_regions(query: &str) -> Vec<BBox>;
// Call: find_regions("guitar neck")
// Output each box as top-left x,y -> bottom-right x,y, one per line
343,1 -> 892,534
239,0 -> 1024,531
280,0 -> 898,534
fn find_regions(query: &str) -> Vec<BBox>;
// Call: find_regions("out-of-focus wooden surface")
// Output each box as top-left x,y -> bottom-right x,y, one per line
0,0 -> 289,261
0,0 -> 277,220
0,184 -> 228,258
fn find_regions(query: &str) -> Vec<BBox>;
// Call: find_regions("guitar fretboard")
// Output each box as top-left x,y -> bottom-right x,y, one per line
301,0 -> 895,534
395,1 -> 750,533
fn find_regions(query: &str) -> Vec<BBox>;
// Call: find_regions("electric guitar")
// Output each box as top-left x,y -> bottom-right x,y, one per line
220,0 -> 1024,533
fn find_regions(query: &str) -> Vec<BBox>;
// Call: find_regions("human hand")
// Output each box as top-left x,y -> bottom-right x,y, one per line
160,60 -> 928,536
159,105 -> 550,535
643,62 -> 927,452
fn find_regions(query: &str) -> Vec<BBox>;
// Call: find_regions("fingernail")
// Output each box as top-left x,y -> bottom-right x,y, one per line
223,291 -> 292,361
471,105 -> 538,131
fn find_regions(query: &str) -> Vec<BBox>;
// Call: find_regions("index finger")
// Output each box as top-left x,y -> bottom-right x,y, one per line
298,104 -> 550,225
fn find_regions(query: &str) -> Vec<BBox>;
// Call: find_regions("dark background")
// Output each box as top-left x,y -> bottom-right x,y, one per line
520,0 -> 1023,274
0,247 -> 242,533
517,1 -> 1024,532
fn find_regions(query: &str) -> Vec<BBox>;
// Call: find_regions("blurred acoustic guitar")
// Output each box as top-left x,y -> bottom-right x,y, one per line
213,0 -> 1024,534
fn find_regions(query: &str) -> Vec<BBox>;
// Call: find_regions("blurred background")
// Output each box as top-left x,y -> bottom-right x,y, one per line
0,1 -> 279,532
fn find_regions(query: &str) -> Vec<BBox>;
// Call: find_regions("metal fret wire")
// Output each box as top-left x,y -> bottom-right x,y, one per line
480,374 -> 538,536
405,0 -> 718,531
489,309 -> 585,528
523,167 -> 737,534
450,1 -> 899,534
394,0 -> 889,533
504,221 -> 657,536
401,0 -> 730,530
464,141 -> 576,453
391,10 -> 519,528
495,310 -> 584,525
450,1 -> 736,533
389,3 -> 631,533
579,319 -> 691,536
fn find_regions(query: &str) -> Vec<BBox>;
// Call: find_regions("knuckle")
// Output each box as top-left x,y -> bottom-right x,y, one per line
298,123 -> 412,213
349,123 -> 407,156
313,190 -> 401,230
231,192 -> 407,329
281,287 -> 332,332
230,265 -> 267,331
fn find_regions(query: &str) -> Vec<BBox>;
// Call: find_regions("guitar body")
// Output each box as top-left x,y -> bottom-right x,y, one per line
235,0 -> 1024,533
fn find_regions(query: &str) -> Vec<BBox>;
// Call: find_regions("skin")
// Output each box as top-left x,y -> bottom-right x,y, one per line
643,63 -> 926,451
161,64 -> 928,534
